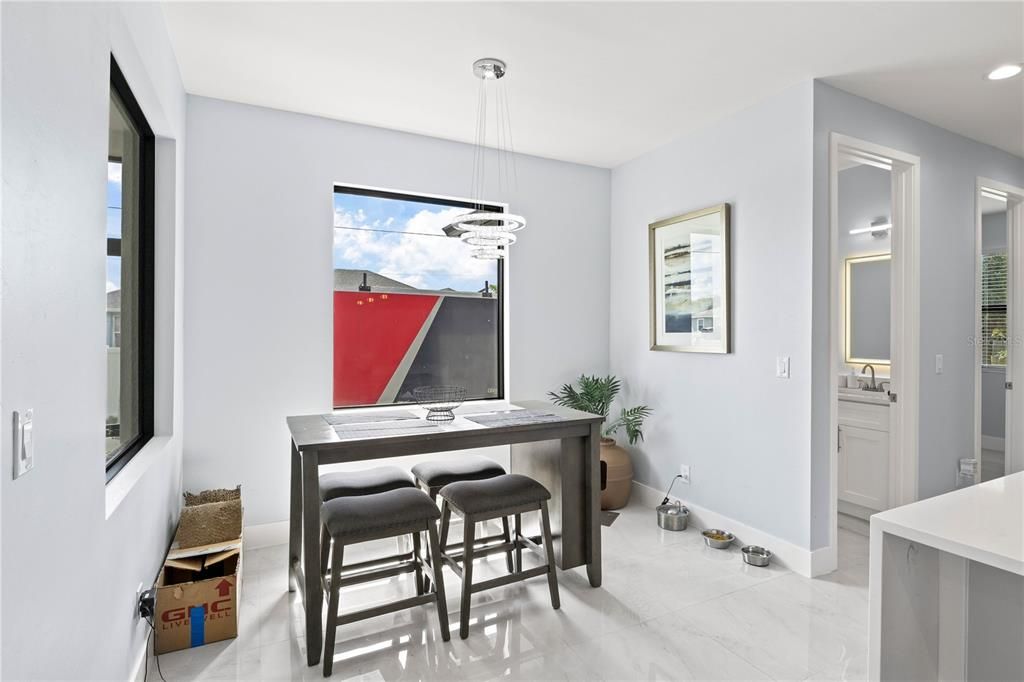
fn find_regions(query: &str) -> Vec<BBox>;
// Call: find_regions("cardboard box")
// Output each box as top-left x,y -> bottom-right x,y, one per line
154,487 -> 243,655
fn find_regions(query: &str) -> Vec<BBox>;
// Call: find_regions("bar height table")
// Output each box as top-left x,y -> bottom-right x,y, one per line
286,401 -> 604,666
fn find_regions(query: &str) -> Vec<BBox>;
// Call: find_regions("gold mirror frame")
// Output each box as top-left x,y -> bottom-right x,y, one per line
844,253 -> 891,367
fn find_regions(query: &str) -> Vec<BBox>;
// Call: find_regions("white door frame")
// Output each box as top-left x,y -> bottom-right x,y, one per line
826,133 -> 920,573
975,178 -> 1024,477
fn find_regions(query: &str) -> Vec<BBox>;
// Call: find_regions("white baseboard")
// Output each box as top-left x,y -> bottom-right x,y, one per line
838,511 -> 870,536
982,435 -> 1005,453
632,481 -> 820,578
244,520 -> 289,549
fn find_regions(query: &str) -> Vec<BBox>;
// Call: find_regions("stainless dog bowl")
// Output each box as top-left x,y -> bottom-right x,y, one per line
741,545 -> 773,567
702,529 -> 735,549
656,502 -> 689,531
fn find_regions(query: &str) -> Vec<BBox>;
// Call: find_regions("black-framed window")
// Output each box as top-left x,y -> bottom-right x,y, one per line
106,56 -> 155,480
331,186 -> 504,408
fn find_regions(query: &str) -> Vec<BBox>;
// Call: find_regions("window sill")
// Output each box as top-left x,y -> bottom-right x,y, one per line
105,435 -> 172,519
330,398 -> 512,415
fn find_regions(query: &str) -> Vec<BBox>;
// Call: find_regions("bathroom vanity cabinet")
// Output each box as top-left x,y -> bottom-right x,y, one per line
838,391 -> 891,515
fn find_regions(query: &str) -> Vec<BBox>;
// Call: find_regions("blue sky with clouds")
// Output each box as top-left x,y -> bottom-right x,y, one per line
333,192 -> 497,293
106,162 -> 121,294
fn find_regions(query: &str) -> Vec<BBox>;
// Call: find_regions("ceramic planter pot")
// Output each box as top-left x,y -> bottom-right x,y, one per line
600,437 -> 633,510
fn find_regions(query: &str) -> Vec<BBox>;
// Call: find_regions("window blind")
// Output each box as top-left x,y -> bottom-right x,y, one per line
981,252 -> 1008,366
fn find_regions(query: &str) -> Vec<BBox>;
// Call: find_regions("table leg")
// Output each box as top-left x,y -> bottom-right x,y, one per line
584,423 -> 602,587
302,448 -> 322,666
288,441 -> 301,592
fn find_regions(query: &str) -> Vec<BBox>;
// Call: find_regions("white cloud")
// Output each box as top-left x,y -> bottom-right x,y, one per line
106,281 -> 119,293
333,205 -> 494,291
107,161 -> 122,185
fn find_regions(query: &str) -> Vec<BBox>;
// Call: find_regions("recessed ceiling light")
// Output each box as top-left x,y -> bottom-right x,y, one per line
987,64 -> 1023,80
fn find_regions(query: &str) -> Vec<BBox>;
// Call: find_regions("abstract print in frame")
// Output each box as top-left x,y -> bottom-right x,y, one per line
649,203 -> 731,353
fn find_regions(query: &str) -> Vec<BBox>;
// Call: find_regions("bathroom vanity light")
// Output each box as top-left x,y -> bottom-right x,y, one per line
850,219 -> 892,237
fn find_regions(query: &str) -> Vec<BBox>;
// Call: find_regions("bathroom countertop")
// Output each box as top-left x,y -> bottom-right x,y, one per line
838,387 -> 890,406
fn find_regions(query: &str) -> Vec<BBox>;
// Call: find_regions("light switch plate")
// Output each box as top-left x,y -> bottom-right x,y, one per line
935,354 -> 944,374
12,410 -> 34,479
776,356 -> 791,379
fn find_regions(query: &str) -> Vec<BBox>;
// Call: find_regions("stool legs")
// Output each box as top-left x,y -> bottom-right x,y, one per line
539,501 -> 560,610
459,518 -> 476,639
320,526 -> 331,578
412,531 -> 424,596
323,542 -> 344,677
500,517 -> 514,573
426,524 -> 451,642
514,514 -> 523,572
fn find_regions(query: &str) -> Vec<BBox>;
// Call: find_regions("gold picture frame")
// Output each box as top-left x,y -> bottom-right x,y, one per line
649,203 -> 731,353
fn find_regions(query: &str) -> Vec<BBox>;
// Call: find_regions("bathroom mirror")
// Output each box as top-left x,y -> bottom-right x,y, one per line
845,254 -> 891,364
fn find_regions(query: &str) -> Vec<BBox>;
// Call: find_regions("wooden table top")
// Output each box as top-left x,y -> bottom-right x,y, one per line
287,400 -> 603,451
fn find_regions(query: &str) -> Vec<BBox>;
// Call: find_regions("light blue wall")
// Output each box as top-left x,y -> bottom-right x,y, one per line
811,82 -> 1024,547
184,96 -> 611,525
610,83 -> 815,549
1,3 -> 187,679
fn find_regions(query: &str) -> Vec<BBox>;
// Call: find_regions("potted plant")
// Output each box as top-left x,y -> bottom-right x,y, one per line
548,375 -> 651,509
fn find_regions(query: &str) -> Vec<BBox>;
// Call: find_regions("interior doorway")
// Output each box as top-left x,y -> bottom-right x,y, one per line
826,134 -> 920,574
975,179 -> 1024,481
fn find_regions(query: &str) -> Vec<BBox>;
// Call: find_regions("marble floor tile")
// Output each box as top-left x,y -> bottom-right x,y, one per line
155,498 -> 871,681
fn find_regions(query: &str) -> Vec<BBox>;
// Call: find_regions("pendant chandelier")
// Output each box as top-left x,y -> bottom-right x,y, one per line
452,57 -> 526,260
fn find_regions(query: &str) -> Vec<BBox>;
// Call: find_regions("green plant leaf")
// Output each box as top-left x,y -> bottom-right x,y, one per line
549,375 -> 650,445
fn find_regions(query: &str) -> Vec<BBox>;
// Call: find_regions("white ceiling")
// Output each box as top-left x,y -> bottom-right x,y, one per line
162,1 -> 1024,168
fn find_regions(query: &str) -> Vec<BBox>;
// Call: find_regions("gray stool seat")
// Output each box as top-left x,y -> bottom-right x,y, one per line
319,486 -> 450,675
319,466 -> 415,501
321,488 -> 440,541
440,474 -> 551,516
437,473 -> 560,639
411,456 -> 505,490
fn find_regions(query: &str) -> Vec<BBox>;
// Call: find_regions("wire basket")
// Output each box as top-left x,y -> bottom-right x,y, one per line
411,386 -> 467,422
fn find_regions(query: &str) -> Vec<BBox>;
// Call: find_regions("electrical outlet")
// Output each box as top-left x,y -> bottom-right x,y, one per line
935,354 -> 944,374
138,584 -> 156,620
680,464 -> 691,484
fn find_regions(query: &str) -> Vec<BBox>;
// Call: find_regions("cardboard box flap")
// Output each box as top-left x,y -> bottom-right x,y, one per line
164,556 -> 204,572
167,538 -> 242,561
204,547 -> 241,569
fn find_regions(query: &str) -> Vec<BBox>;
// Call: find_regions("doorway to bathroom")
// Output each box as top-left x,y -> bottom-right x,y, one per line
975,179 -> 1024,481
826,134 -> 920,572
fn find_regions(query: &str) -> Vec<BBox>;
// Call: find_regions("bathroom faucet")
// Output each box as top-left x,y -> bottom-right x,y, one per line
861,364 -> 877,390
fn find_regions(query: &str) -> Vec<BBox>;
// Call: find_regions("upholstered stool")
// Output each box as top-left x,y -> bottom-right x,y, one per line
411,456 -> 506,499
317,466 -> 417,577
438,474 -> 560,639
412,456 -> 514,577
319,465 -> 415,501
320,487 -> 449,677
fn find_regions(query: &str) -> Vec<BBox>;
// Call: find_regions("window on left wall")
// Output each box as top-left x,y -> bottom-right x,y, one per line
106,57 -> 155,480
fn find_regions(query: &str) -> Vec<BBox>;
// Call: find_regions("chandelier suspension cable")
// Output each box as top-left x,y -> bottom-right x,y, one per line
472,77 -> 487,210
500,79 -> 519,189
451,57 -> 526,260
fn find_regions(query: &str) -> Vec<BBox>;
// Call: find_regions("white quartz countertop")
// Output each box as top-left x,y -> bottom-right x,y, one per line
838,387 -> 890,406
871,472 -> 1023,576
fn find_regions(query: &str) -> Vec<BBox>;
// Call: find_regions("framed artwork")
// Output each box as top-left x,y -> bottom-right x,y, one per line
649,203 -> 731,353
